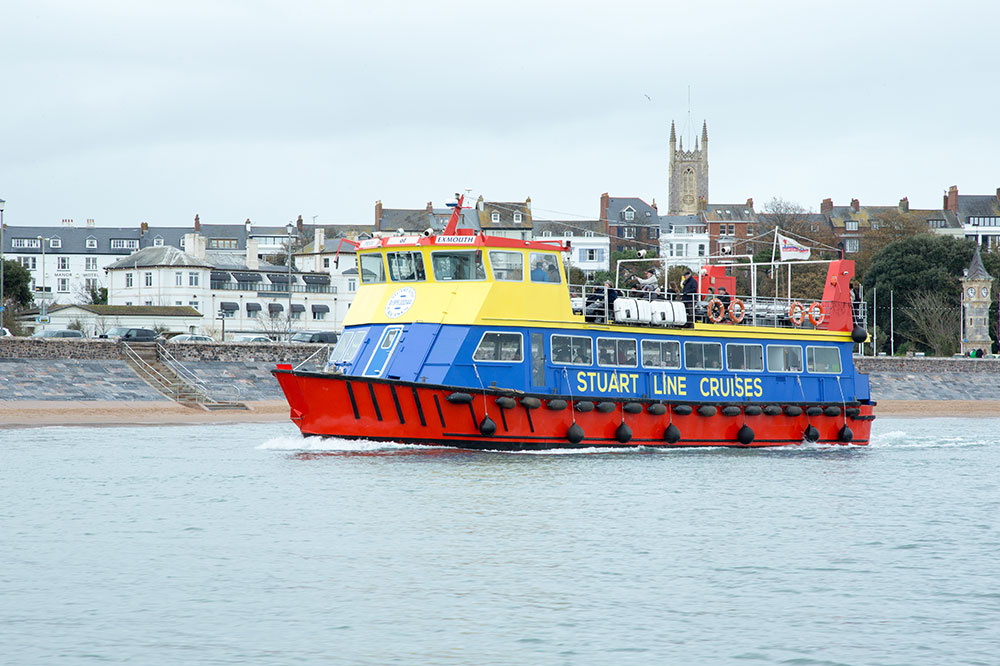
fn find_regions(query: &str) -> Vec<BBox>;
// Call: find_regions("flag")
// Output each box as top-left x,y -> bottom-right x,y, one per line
776,232 -> 811,261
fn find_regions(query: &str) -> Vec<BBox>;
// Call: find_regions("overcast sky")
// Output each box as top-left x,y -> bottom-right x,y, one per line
1,0 -> 997,229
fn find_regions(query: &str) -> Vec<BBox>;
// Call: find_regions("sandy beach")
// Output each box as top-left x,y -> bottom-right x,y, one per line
1,399 -> 997,429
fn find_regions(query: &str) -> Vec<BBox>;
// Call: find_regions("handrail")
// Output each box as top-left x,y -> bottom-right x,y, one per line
156,344 -> 243,404
122,342 -> 185,399
294,343 -> 332,371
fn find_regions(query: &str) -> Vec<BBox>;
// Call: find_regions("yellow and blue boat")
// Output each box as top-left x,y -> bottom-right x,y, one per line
274,197 -> 874,449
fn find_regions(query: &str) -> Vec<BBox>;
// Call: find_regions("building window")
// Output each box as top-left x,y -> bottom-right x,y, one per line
584,231 -> 595,237
49,238 -> 62,249
175,272 -> 183,286
85,257 -> 98,270
111,239 -> 139,250
153,237 -> 164,247
623,208 -> 635,221
623,227 -> 636,239
144,300 -> 153,306
698,244 -> 706,256
845,221 -> 859,231
144,272 -> 153,287
290,310 -> 302,320
125,273 -> 134,288
58,257 -> 70,270
85,278 -> 99,291
19,257 -> 36,269
86,238 -> 98,249
189,272 -> 199,287
586,249 -> 599,262
675,245 -> 686,257
189,301 -> 200,312
209,239 -> 238,249
323,258 -> 330,268
513,213 -> 523,223
650,227 -> 660,239
313,310 -> 326,320
541,231 -> 552,237
348,279 -> 356,292
747,225 -> 755,236
491,211 -> 500,223
57,278 -> 70,292
845,239 -> 859,253
12,238 -> 40,249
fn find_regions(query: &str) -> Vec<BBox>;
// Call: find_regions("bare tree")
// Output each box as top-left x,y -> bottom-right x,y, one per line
853,209 -> 931,279
900,289 -> 960,357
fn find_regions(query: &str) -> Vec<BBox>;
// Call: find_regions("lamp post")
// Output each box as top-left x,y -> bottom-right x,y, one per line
286,222 -> 295,342
0,198 -> 5,326
36,235 -> 48,323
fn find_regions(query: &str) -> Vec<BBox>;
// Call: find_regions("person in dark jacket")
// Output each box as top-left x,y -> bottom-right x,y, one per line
681,270 -> 698,321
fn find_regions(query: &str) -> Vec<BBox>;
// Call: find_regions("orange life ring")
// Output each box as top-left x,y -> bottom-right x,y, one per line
707,298 -> 725,323
808,301 -> 826,326
728,298 -> 746,324
789,301 -> 805,326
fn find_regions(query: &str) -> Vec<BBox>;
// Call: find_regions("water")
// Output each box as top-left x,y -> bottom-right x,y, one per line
2,419 -> 998,666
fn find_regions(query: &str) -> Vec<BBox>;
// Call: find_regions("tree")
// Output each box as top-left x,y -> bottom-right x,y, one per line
863,234 -> 974,354
899,290 -> 960,357
1,259 -> 33,331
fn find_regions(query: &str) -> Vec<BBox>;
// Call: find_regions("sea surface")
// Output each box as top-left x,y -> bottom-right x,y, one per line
1,418 -> 998,666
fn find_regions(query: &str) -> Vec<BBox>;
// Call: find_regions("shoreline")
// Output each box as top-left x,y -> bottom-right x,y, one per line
1,399 -> 997,429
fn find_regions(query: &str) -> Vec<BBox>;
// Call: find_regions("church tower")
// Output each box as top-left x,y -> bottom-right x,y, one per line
961,246 -> 993,356
668,120 -> 709,215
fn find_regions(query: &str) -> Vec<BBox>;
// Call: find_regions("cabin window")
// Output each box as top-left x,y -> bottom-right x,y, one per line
360,253 -> 387,284
529,252 -> 561,284
489,251 -> 524,281
726,343 -> 763,371
597,338 -> 637,367
766,344 -> 803,373
684,341 -> 723,370
386,251 -> 426,282
551,334 -> 592,365
431,251 -> 486,281
806,346 -> 842,373
328,329 -> 366,365
641,340 -> 681,369
531,333 -> 545,385
473,332 -> 523,362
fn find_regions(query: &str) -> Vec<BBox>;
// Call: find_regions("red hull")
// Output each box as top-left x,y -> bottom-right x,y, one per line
273,367 -> 873,450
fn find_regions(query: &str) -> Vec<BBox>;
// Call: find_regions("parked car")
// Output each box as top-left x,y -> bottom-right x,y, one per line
31,329 -> 85,339
290,330 -> 339,344
99,327 -> 160,342
232,334 -> 273,343
167,334 -> 214,343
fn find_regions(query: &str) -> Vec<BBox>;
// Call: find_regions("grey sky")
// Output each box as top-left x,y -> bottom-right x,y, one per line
2,0 -> 997,228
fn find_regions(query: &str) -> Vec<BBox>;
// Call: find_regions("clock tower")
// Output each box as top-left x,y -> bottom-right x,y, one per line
961,246 -> 993,356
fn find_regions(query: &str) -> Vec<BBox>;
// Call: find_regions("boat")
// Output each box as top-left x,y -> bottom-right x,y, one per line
273,195 -> 875,450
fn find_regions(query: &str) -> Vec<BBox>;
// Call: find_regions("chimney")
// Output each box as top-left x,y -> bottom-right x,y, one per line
946,185 -> 959,213
61,218 -> 73,227
821,198 -> 833,215
375,200 -> 382,230
996,187 -> 1000,205
426,201 -> 434,214
245,237 -> 259,270
651,198 -> 658,212
194,214 -> 201,232
850,198 -> 860,212
245,217 -> 252,234
697,196 -> 707,212
898,197 -> 910,212
86,219 -> 95,228
296,214 -> 304,234
745,197 -> 754,211
183,232 -> 206,259
600,192 -> 610,222
140,221 -> 149,234
315,228 -> 325,253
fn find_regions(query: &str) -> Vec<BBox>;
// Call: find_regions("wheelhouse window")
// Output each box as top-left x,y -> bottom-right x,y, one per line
767,345 -> 803,373
473,332 -> 523,362
726,343 -> 763,371
431,250 -> 485,281
597,338 -> 637,367
806,346 -> 842,374
551,334 -> 592,365
641,340 -> 681,369
329,329 -> 365,365
359,253 -> 387,284
386,251 -> 426,282
685,341 -> 723,370
489,251 -> 523,281
529,252 -> 561,284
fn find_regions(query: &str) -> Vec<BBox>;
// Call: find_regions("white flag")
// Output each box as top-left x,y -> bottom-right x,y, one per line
777,232 -> 811,261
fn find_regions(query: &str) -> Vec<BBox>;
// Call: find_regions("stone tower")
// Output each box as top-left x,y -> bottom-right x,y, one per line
668,120 -> 709,215
961,246 -> 993,355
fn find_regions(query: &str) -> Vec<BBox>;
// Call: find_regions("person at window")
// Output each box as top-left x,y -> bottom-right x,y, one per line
546,260 -> 560,283
531,259 -> 548,282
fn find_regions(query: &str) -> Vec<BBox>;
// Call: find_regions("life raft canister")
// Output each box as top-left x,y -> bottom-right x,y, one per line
728,298 -> 746,324
789,301 -> 805,326
707,298 -> 726,323
807,301 -> 826,326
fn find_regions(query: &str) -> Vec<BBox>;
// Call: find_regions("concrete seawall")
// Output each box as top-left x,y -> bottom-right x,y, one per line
2,340 -> 999,403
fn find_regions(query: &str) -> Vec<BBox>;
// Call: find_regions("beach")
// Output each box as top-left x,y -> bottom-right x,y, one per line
0,399 -> 992,429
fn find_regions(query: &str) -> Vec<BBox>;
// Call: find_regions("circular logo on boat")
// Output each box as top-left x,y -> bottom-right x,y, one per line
385,287 -> 416,318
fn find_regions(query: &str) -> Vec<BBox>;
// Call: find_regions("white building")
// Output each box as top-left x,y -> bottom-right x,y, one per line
532,220 -> 610,280
660,214 -> 711,271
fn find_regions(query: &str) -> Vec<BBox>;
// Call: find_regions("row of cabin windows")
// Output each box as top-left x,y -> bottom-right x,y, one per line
361,250 -> 563,285
472,332 -> 842,374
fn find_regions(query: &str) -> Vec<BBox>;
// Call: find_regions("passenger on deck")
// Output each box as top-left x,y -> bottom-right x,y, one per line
681,270 -> 698,320
584,281 -> 619,323
717,287 -> 731,312
635,269 -> 659,295
530,260 -> 549,282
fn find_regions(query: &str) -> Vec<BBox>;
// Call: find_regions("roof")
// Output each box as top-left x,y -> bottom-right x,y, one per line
477,200 -> 533,229
603,196 -> 659,226
704,203 -> 757,221
957,195 -> 1000,220
532,219 -> 605,236
105,246 -> 212,270
659,214 -> 706,231
47,304 -> 203,317
826,206 -> 960,230
967,247 -> 993,281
